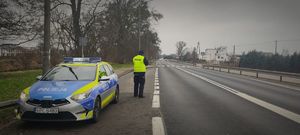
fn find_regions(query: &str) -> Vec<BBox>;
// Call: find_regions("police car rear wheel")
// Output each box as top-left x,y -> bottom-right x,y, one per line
112,85 -> 119,104
91,97 -> 101,123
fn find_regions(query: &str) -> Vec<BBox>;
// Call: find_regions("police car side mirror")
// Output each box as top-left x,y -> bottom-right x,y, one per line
99,76 -> 110,81
36,75 -> 42,80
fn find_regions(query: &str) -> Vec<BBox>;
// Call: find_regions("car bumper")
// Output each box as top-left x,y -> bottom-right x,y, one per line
17,97 -> 94,122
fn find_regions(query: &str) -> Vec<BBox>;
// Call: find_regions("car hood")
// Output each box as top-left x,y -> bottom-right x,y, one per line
29,81 -> 92,100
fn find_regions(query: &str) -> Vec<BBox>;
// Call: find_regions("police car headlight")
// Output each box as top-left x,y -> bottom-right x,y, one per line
71,92 -> 90,102
20,92 -> 29,102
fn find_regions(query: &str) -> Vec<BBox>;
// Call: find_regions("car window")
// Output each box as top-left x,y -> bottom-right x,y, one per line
99,65 -> 108,78
104,64 -> 112,75
108,64 -> 114,73
42,66 -> 96,81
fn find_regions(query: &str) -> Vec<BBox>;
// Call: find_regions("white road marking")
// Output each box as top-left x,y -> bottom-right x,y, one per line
152,95 -> 160,108
154,90 -> 160,95
152,117 -> 166,135
177,67 -> 300,124
247,77 -> 300,92
204,67 -> 300,92
153,67 -> 160,108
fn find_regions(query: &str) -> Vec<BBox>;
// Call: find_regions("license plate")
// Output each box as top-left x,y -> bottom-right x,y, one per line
35,107 -> 59,114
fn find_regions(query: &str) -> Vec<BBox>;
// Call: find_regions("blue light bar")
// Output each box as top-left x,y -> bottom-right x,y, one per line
64,57 -> 101,63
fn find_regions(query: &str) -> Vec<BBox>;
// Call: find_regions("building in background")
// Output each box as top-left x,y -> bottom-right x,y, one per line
201,47 -> 230,64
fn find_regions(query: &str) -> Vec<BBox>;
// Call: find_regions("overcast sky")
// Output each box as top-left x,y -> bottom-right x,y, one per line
151,0 -> 300,55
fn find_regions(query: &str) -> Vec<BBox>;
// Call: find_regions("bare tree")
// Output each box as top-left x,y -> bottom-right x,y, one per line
50,0 -> 104,56
175,41 -> 187,60
42,0 -> 51,74
0,0 -> 43,46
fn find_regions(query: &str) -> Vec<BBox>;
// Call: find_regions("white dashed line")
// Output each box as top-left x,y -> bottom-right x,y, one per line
152,95 -> 160,108
152,117 -> 166,135
154,90 -> 160,95
152,68 -> 165,135
153,68 -> 161,108
177,67 -> 300,124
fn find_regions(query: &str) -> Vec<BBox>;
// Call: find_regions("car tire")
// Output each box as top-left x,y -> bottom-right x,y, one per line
90,97 -> 101,123
112,85 -> 119,104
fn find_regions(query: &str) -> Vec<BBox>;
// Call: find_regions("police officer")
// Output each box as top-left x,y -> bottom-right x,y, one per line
133,50 -> 149,98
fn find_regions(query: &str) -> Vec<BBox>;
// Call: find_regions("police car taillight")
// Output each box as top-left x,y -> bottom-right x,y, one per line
64,57 -> 101,63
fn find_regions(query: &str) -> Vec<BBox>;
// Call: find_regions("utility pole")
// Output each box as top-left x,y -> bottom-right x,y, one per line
197,42 -> 200,58
275,40 -> 278,54
138,0 -> 141,51
233,45 -> 236,66
43,0 -> 51,75
233,45 -> 235,56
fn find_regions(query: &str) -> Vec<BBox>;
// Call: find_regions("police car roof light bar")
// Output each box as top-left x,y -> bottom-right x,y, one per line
64,57 -> 101,63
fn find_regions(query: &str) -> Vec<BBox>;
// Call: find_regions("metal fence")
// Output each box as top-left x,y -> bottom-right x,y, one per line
202,65 -> 300,84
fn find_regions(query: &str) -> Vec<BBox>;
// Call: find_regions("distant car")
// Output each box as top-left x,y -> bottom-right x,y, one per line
16,57 -> 119,122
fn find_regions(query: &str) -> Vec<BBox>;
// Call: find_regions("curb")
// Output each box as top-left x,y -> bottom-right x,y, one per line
0,100 -> 18,109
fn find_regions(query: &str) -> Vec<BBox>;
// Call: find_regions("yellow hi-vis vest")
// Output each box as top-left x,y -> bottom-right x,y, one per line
133,55 -> 146,72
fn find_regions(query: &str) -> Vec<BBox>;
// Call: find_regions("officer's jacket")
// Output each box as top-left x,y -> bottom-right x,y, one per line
133,55 -> 148,73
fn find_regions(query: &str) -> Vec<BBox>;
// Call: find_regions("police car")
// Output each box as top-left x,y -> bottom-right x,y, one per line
16,57 -> 119,122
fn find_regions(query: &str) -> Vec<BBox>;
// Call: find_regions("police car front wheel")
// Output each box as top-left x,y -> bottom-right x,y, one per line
112,85 -> 119,104
91,97 -> 101,123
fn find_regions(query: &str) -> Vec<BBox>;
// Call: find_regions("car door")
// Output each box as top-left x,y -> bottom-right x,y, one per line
98,64 -> 111,105
106,64 -> 118,90
103,64 -> 116,96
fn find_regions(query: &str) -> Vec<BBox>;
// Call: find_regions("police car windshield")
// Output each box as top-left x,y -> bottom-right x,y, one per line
41,66 -> 96,81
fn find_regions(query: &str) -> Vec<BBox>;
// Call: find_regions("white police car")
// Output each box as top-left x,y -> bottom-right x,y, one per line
16,57 -> 119,122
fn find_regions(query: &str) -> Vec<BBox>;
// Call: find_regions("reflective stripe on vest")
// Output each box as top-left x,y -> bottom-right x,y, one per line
133,55 -> 146,72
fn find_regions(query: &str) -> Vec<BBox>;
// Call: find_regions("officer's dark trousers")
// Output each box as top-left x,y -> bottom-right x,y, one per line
134,72 -> 145,97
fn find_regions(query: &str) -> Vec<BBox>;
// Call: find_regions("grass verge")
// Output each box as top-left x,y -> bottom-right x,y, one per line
110,63 -> 132,70
0,70 -> 42,102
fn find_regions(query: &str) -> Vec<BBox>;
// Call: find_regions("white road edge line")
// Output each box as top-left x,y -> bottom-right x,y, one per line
152,117 -> 166,135
153,68 -> 161,108
152,93 -> 160,108
154,90 -> 160,95
204,67 -> 300,92
177,67 -> 300,124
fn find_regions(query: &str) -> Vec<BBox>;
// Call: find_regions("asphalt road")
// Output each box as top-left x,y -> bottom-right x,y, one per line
157,60 -> 300,135
0,68 -> 156,135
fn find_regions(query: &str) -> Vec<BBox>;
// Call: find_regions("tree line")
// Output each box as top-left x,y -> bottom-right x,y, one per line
174,41 -> 198,63
240,50 -> 300,73
0,0 -> 162,67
